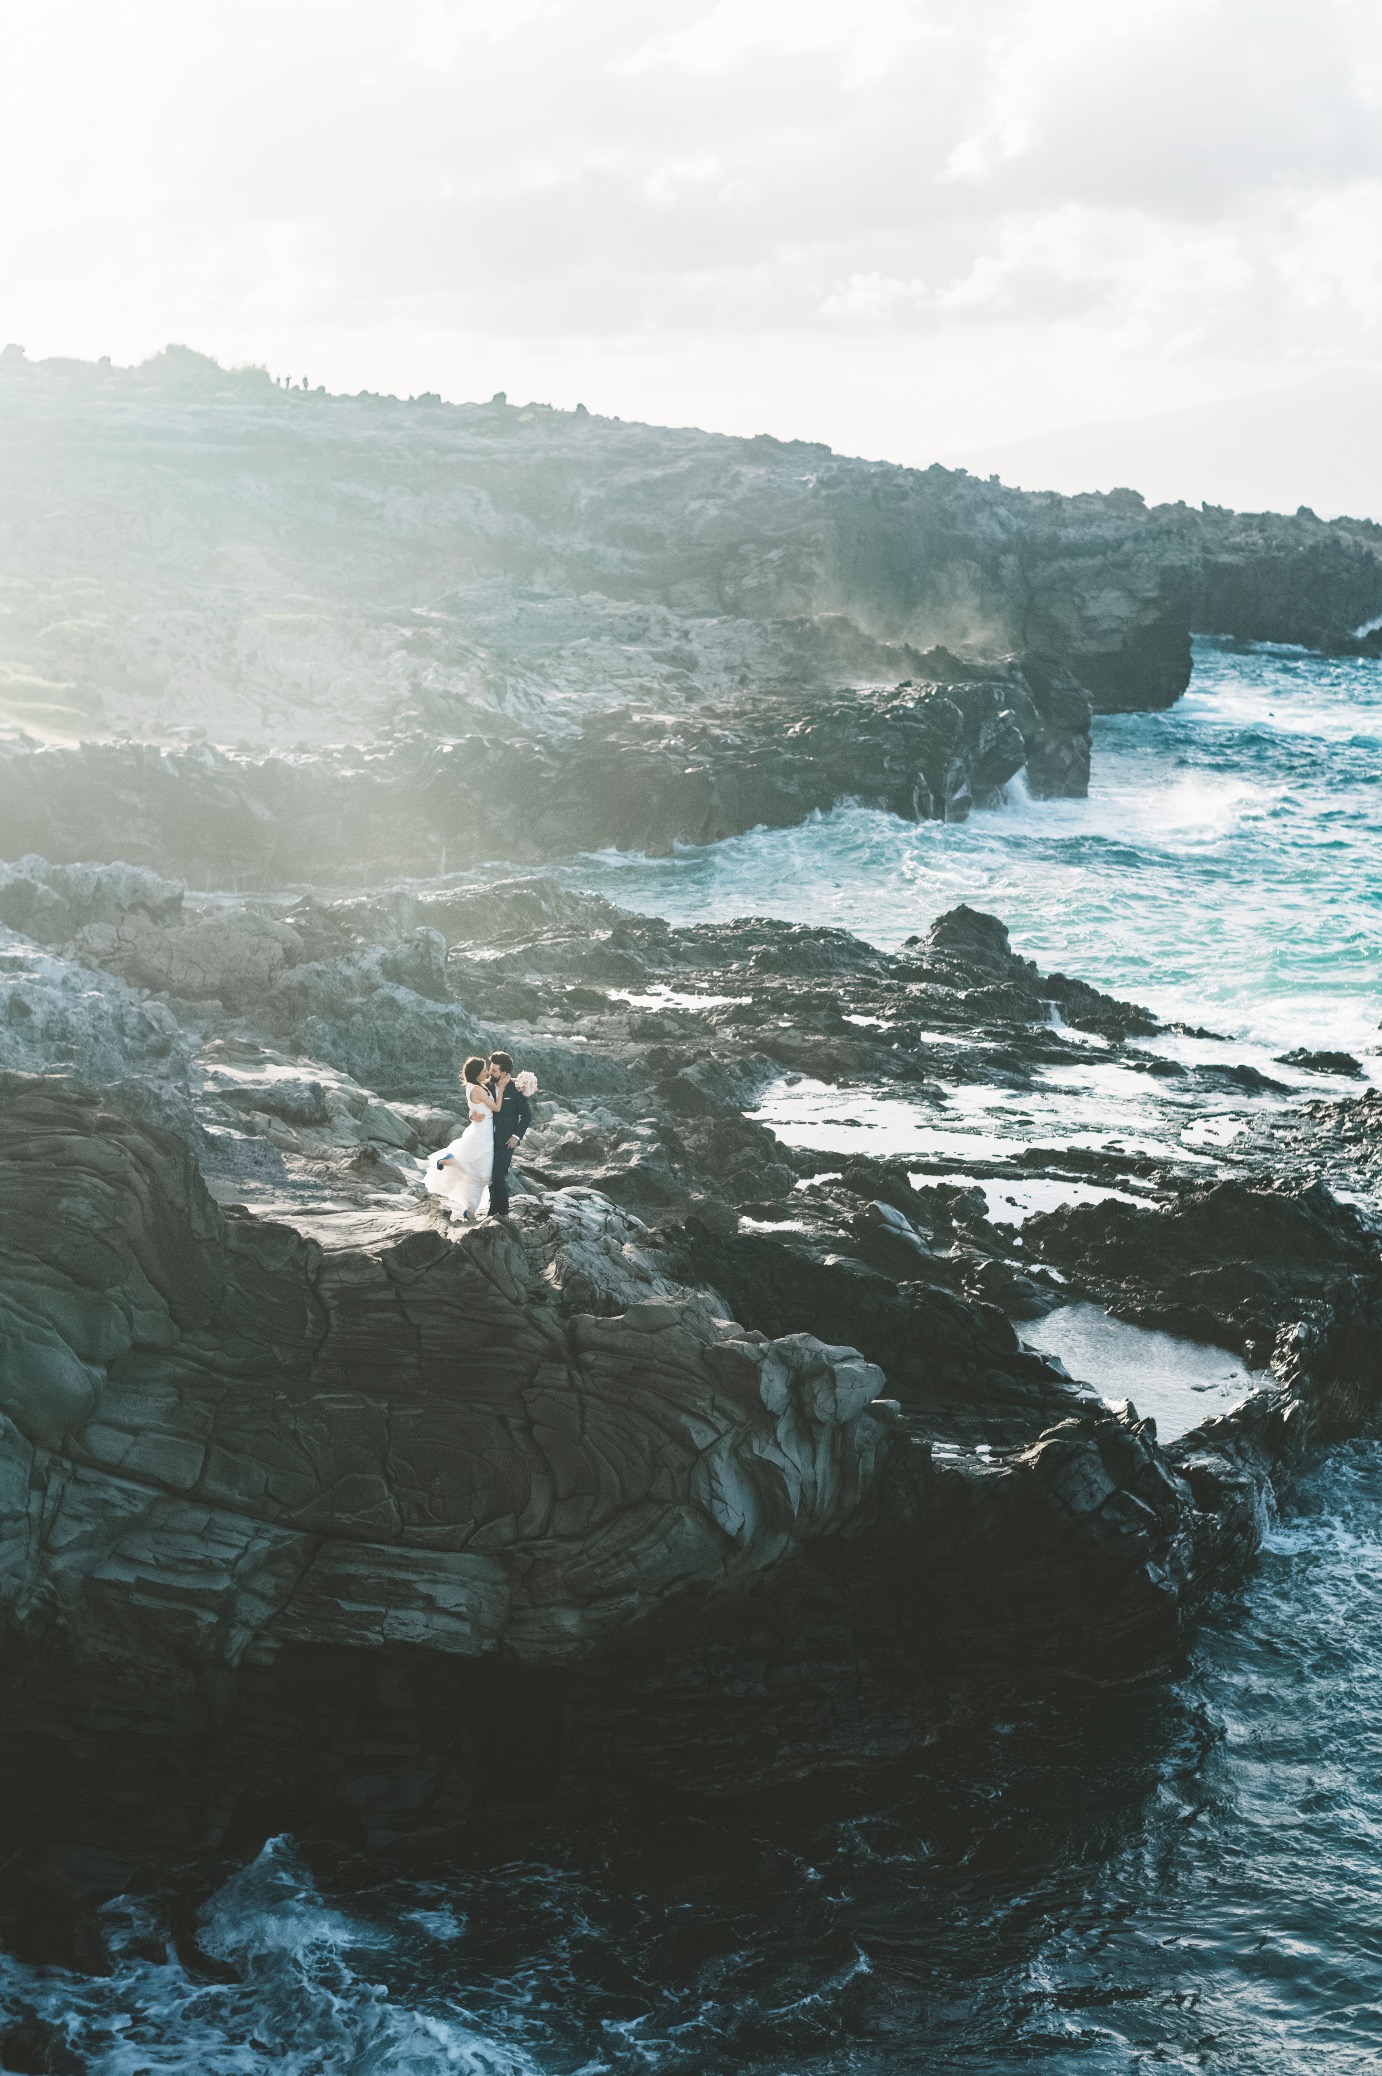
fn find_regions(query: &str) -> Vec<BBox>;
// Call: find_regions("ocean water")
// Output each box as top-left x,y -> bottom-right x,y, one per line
563,638 -> 1382,1058
8,1447 -> 1382,2074
7,641 -> 1382,2072
564,639 -> 1381,1221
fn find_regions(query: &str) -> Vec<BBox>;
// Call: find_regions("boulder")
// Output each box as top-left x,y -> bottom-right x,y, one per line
75,906 -> 303,1007
0,930 -> 188,1085
1277,1048 -> 1365,1077
0,854 -> 184,942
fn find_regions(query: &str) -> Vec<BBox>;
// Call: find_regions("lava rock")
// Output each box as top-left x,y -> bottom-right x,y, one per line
1277,1048 -> 1366,1077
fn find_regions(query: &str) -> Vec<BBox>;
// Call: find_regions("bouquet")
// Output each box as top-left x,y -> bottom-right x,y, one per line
514,1070 -> 538,1097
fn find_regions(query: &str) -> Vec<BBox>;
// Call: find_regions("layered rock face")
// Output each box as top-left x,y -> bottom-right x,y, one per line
0,1071 -> 1178,1852
1194,505 -> 1382,654
0,1076 -> 887,1671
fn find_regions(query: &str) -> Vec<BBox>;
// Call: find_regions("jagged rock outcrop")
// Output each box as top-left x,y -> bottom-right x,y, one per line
1194,504 -> 1382,654
0,655 -> 1091,884
1026,1178 -> 1382,1367
0,927 -> 188,1085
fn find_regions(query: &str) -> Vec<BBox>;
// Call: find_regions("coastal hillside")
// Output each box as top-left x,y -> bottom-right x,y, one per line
3,343 -> 1381,754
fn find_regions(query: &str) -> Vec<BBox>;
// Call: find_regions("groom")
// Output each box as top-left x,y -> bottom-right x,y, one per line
486,1051 -> 532,1217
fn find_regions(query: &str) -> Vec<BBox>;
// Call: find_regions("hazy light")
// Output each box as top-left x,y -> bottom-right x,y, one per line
2,0 -> 1380,484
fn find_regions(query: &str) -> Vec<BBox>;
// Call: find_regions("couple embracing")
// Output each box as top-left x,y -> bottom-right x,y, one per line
428,1049 -> 536,1223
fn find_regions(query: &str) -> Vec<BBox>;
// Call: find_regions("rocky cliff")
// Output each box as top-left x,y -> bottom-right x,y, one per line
0,855 -> 1378,1893
3,346 -> 1381,1924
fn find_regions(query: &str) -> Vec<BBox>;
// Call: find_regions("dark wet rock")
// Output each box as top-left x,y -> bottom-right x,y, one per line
902,905 -> 1158,1038
0,1065 -> 1283,1846
1156,1250 -> 1382,1586
0,2007 -> 87,2073
917,903 -> 1018,981
664,1210 -> 1081,1449
1193,506 -> 1382,655
593,1110 -> 795,1213
1307,1087 -> 1382,1144
0,1074 -> 933,1820
1276,1047 -> 1365,1077
1016,652 -> 1094,795
965,1256 -> 1063,1319
1193,1061 -> 1290,1095
1,849 -> 1380,1846
1277,1087 -> 1382,1201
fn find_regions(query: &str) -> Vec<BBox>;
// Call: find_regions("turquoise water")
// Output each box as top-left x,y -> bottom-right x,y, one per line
563,639 -> 1382,1055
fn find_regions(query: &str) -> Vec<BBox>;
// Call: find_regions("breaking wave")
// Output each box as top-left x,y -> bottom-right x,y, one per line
565,638 -> 1382,1057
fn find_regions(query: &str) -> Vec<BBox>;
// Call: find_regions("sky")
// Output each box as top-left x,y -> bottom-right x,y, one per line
4,0 -> 1381,497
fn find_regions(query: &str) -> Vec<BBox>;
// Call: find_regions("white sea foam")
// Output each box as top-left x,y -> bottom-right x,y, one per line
0,1837 -> 542,2076
609,984 -> 752,1009
1181,1116 -> 1248,1147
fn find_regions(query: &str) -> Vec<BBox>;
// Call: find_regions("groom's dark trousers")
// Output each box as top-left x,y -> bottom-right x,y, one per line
490,1081 -> 533,1216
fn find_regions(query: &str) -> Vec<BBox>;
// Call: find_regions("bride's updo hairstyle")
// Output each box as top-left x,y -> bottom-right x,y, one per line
461,1055 -> 487,1087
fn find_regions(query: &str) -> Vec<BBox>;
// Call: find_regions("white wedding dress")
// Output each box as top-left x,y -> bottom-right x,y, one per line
426,1082 -> 493,1219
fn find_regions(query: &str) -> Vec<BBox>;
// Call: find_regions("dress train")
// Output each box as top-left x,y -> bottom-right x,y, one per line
425,1081 -> 494,1219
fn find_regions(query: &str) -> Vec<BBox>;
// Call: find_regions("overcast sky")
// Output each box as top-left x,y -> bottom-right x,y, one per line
4,0 -> 1381,475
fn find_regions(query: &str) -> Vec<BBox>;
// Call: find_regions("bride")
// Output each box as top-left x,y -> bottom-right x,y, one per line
426,1056 -> 500,1221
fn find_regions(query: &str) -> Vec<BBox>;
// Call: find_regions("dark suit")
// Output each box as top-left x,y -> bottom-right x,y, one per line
489,1079 -> 532,1216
